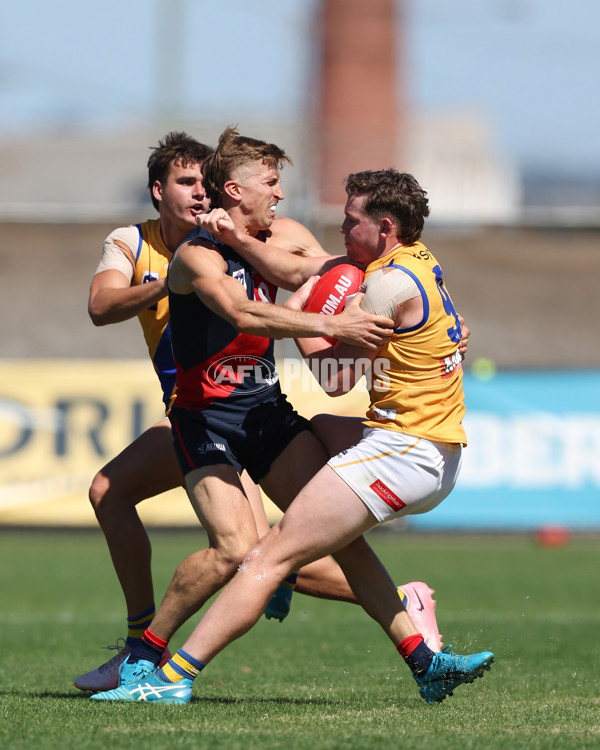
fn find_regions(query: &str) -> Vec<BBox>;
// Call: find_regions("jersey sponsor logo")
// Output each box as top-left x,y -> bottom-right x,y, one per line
253,271 -> 276,304
369,479 -> 406,512
413,248 -> 431,260
141,271 -> 160,284
440,350 -> 463,379
206,355 -> 279,394
232,269 -> 247,289
141,271 -> 160,310
197,441 -> 226,454
371,406 -> 397,422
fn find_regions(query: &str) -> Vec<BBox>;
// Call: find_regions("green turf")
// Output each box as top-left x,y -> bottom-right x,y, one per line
1,528 -> 599,749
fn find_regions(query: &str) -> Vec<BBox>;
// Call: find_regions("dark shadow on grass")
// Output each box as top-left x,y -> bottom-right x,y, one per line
0,688 -> 343,707
0,689 -> 92,699
188,695 -> 337,707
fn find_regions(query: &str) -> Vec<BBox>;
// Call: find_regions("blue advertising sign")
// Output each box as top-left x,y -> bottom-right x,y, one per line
410,371 -> 600,530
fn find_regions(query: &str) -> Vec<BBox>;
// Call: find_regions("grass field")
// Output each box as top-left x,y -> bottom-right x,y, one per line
1,528 -> 599,749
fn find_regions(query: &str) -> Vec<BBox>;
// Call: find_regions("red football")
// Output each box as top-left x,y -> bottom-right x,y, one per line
304,263 -> 365,344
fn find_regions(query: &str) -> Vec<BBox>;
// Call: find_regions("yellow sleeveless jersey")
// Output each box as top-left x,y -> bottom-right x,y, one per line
363,242 -> 467,445
132,219 -> 176,411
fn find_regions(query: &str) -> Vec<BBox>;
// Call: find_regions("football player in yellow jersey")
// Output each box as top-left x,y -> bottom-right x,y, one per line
91,168 -> 493,706
76,137 -> 445,692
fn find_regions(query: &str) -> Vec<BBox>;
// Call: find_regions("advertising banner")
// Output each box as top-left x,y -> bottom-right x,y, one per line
418,369 -> 600,530
0,359 -> 368,527
1,360 -> 598,530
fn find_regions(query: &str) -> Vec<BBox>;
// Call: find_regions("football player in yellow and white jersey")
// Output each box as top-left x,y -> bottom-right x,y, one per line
361,245 -> 466,445
299,169 -> 467,524
107,168 -> 493,707
96,218 -> 178,412
77,139 -> 445,693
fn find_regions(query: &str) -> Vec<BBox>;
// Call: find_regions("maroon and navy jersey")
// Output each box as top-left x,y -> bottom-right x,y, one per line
168,228 -> 281,416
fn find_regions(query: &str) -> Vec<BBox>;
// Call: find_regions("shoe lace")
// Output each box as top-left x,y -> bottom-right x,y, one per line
102,637 -> 128,654
97,638 -> 130,672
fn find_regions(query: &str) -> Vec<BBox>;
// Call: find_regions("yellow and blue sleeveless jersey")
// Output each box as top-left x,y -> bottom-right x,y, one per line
363,242 -> 467,445
131,219 -> 176,412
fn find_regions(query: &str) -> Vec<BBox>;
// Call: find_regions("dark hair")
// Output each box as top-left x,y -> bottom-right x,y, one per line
147,132 -> 214,211
344,169 -> 430,245
201,125 -> 292,208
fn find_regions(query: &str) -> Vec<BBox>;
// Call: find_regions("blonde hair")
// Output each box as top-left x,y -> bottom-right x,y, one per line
201,125 -> 292,207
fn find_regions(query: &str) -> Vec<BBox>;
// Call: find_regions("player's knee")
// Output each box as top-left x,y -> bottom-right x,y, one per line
238,536 -> 293,586
213,533 -> 258,580
309,413 -> 334,451
310,413 -> 328,431
88,470 -> 110,513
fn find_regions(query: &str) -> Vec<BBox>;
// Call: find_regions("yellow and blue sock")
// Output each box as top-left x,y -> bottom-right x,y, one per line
157,649 -> 205,684
126,604 -> 156,649
397,587 -> 408,607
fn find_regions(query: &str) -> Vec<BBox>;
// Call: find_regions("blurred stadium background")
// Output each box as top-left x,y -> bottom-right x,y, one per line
1,0 -> 599,530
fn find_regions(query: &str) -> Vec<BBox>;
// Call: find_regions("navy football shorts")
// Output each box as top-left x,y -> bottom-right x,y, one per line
169,393 -> 310,482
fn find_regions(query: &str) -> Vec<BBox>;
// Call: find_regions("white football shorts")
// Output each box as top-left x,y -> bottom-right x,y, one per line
328,427 -> 462,523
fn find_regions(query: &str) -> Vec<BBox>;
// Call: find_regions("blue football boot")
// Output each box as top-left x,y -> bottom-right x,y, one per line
90,671 -> 192,704
264,573 -> 298,622
414,645 -> 494,704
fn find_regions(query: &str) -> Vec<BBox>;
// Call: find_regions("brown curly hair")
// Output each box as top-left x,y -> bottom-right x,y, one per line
344,169 -> 430,246
147,132 -> 213,211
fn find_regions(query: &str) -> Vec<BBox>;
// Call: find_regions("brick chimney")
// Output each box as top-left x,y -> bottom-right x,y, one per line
315,0 -> 403,214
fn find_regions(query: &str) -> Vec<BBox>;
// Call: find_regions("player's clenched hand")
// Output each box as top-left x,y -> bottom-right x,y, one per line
196,208 -> 237,241
457,314 -> 470,359
331,293 -> 394,350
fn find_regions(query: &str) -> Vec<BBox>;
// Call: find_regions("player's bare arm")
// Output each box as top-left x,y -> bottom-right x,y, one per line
171,238 -> 393,349
88,270 -> 168,326
457,314 -> 470,358
267,216 -> 326,258
88,229 -> 169,325
289,290 -> 381,396
302,267 -> 462,395
289,270 -> 423,396
195,210 -> 341,291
